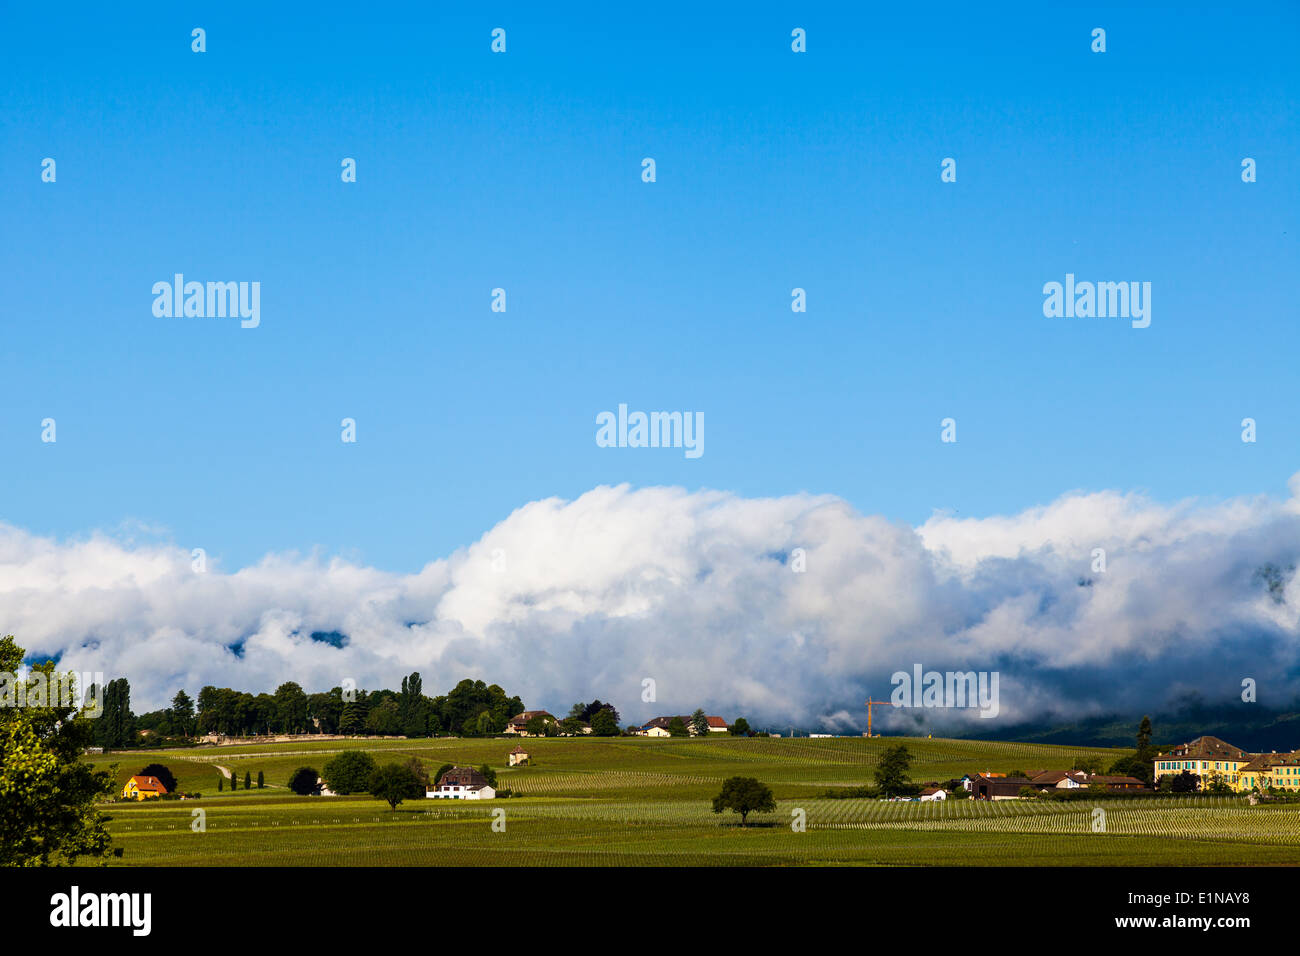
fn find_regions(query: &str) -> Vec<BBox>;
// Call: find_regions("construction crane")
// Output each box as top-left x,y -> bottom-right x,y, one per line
864,696 -> 887,738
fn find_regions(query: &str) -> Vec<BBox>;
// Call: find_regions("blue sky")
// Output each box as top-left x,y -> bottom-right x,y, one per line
2,2 -> 1297,573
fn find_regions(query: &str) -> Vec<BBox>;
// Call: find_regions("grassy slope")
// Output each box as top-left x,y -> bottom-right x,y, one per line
87,735 -> 1300,866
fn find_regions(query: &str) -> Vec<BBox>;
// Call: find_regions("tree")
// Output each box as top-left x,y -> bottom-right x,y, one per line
368,762 -> 424,810
257,770 -> 265,789
338,694 -> 369,735
590,708 -> 619,737
561,716 -> 585,736
1136,715 -> 1153,760
477,764 -> 498,789
93,678 -> 136,749
1071,756 -> 1103,775
432,763 -> 454,786
874,744 -> 913,797
668,717 -> 689,737
137,763 -> 178,795
169,690 -> 196,737
690,709 -> 709,736
243,771 -> 251,790
365,699 -> 403,736
1171,770 -> 1200,794
323,751 -> 378,794
0,636 -> 120,865
730,717 -> 751,736
287,767 -> 319,795
402,757 -> 429,790
525,715 -> 546,737
711,776 -> 776,827
273,682 -> 309,734
218,777 -> 223,792
229,772 -> 236,791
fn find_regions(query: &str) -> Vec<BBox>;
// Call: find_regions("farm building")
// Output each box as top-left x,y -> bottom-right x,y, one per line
1029,770 -> 1089,790
427,766 -> 496,800
508,746 -> 529,766
919,787 -> 947,801
639,715 -> 729,736
122,775 -> 169,801
505,710 -> 560,736
968,773 -> 1032,800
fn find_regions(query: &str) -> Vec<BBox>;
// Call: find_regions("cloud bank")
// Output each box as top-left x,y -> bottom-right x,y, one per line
4,477 -> 1300,732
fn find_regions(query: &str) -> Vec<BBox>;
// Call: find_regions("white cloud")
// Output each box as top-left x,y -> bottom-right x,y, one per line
3,479 -> 1299,731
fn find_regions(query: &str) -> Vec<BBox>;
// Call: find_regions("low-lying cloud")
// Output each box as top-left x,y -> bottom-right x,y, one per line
4,477 -> 1300,732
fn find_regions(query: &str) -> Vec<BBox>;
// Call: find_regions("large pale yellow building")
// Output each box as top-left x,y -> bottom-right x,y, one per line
1153,735 -> 1300,793
1236,752 -> 1300,792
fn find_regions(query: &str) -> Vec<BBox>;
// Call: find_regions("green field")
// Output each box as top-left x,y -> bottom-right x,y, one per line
86,735 -> 1300,866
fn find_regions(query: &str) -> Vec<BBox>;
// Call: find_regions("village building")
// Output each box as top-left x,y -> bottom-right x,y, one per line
121,775 -> 169,801
427,766 -> 496,800
1237,751 -> 1300,792
968,773 -> 1033,800
505,710 -> 560,736
508,745 -> 530,766
919,787 -> 947,801
1153,735 -> 1253,789
638,715 -> 729,737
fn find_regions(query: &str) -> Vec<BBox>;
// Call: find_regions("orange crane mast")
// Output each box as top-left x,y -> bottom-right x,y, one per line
864,696 -> 887,737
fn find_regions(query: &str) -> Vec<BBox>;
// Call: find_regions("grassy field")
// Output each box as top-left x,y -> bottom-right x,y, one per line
85,735 -> 1300,866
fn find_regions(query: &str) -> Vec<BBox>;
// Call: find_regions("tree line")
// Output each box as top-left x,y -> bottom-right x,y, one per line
92,675 -> 636,747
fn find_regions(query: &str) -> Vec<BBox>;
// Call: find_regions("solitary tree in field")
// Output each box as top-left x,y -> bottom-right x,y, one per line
711,776 -> 776,827
244,771 -> 251,790
257,771 -> 265,789
287,766 -> 320,795
218,777 -> 223,792
368,762 -> 424,810
874,744 -> 913,797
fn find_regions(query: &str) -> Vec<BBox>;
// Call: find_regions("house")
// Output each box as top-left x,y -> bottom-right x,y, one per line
1029,770 -> 1089,790
968,773 -> 1032,800
639,715 -> 728,737
919,787 -> 947,801
508,745 -> 530,767
122,775 -> 169,801
315,776 -> 336,797
1236,751 -> 1300,792
1153,735 -> 1253,789
427,766 -> 496,800
505,711 -> 560,736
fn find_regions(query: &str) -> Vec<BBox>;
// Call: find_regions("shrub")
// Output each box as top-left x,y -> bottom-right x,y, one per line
288,766 -> 320,796
323,751 -> 378,794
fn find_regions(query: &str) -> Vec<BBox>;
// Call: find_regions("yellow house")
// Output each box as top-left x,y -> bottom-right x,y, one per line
1236,752 -> 1300,793
122,775 -> 169,801
1153,735 -> 1252,790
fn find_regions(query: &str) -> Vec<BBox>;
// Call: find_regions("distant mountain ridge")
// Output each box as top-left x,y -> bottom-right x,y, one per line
955,698 -> 1300,754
